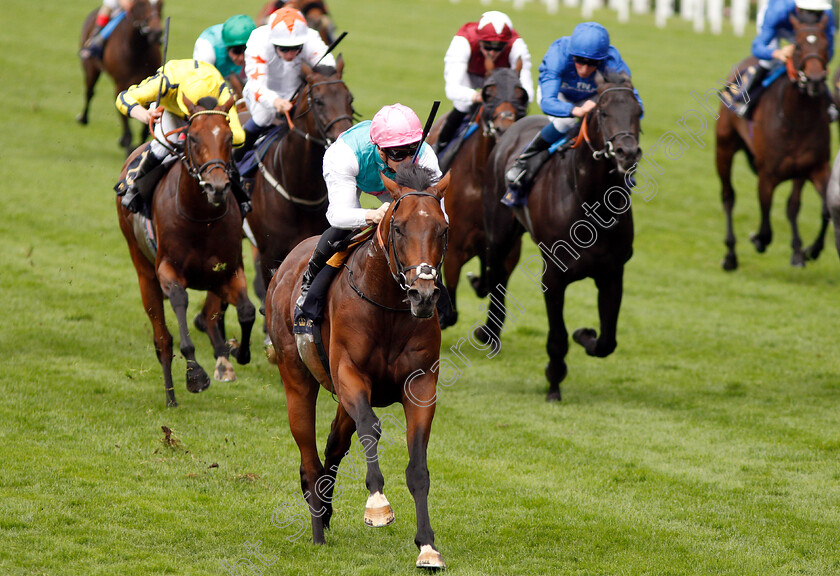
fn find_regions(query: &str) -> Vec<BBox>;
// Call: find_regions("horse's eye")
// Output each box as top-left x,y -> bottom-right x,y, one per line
394,225 -> 404,236
313,98 -> 324,106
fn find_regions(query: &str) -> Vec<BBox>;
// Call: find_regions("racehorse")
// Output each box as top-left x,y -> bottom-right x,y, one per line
476,72 -> 641,402
715,12 -> 832,270
78,0 -> 163,156
257,0 -> 335,44
264,164 -> 450,569
427,66 -> 529,328
117,95 -> 255,407
246,57 -> 354,299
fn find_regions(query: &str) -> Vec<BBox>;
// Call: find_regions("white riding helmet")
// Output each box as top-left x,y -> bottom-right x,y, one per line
268,6 -> 309,47
795,0 -> 831,11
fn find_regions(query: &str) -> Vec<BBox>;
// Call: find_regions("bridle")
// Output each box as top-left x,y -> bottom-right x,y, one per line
182,110 -> 234,186
577,86 -> 639,161
129,1 -> 161,41
787,26 -> 828,92
291,79 -> 354,147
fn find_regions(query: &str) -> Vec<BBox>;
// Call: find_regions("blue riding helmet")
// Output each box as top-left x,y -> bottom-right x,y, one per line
568,22 -> 610,61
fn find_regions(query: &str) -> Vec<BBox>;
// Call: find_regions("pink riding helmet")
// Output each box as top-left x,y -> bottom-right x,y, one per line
369,103 -> 423,148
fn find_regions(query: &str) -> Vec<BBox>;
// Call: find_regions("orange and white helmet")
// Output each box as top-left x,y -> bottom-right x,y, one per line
476,11 -> 513,43
268,7 -> 309,47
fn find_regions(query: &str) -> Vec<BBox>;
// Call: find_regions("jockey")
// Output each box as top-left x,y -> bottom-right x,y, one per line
237,6 -> 333,160
193,15 -> 257,87
79,0 -> 134,60
435,10 -> 535,154
729,0 -> 834,117
114,59 -> 248,216
502,22 -> 643,207
293,104 -> 447,334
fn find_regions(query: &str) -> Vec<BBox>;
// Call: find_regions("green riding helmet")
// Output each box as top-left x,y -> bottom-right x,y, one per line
222,15 -> 256,48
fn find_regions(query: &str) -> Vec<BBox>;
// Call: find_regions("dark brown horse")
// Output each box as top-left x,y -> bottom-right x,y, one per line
117,96 -> 255,407
257,0 -> 335,44
265,165 -> 450,569
476,73 -> 641,401
427,67 -> 528,328
247,58 -> 354,300
716,13 -> 832,270
78,0 -> 163,156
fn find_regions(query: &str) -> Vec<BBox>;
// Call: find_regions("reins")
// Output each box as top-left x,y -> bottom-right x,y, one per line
573,86 -> 638,162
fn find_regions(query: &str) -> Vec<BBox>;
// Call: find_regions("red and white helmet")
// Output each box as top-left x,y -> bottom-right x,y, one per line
268,7 -> 309,47
370,104 -> 423,148
477,11 -> 513,43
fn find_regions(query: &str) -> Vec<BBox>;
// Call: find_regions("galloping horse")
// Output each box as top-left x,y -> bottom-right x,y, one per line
117,96 -> 255,407
427,67 -> 529,328
265,165 -> 450,569
247,58 -> 354,293
78,0 -> 163,156
477,72 -> 641,401
716,13 -> 832,270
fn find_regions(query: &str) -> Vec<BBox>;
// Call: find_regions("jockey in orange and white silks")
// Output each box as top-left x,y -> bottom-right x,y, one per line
242,7 -> 333,130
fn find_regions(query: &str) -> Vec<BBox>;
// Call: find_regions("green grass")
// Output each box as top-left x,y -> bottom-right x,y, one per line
2,0 -> 840,574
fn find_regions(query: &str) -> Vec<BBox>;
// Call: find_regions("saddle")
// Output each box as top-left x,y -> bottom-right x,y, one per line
437,115 -> 480,174
235,123 -> 289,178
718,61 -> 786,119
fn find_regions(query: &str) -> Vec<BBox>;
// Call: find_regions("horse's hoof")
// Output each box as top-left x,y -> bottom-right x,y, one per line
214,356 -> 236,382
416,545 -> 446,570
193,312 -> 207,333
472,324 -> 493,345
572,328 -> 597,347
546,389 -> 562,402
749,232 -> 767,253
790,252 -> 806,268
166,399 -> 179,408
76,113 -> 88,125
804,246 -> 822,261
186,361 -> 211,393
364,492 -> 395,527
721,254 -> 738,271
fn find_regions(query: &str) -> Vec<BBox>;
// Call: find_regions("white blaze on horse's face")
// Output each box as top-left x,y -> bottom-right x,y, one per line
807,35 -> 817,44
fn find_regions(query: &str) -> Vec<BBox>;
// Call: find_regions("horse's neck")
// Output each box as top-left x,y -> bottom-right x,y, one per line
779,80 -> 824,123
350,235 -> 406,310
572,121 -> 618,192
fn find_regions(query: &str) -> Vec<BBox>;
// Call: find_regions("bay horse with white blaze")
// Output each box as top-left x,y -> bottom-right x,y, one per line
78,0 -> 163,155
117,96 -> 255,407
477,72 -> 641,401
265,164 -> 450,569
716,12 -> 832,270
427,67 -> 529,329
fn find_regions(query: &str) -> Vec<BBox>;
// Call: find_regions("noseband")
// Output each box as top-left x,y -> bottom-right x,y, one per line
379,192 -> 449,291
581,86 -> 639,161
788,38 -> 827,91
292,79 -> 354,147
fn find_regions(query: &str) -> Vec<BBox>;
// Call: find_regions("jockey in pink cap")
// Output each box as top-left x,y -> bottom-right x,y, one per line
293,103 -> 450,334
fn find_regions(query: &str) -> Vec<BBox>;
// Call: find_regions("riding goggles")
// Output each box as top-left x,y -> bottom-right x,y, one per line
382,143 -> 420,162
275,44 -> 304,54
480,41 -> 507,52
573,56 -> 601,67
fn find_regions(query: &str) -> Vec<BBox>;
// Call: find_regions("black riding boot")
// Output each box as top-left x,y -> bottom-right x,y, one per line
732,65 -> 769,118
231,170 -> 252,218
233,123 -> 263,163
502,134 -> 553,207
295,245 -> 333,310
115,147 -> 163,214
433,109 -> 468,155
80,25 -> 105,59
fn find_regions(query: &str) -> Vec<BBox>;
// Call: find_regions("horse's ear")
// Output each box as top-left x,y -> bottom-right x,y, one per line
790,13 -> 801,28
820,11 -> 829,28
380,171 -> 403,199
619,71 -> 632,85
594,70 -> 605,87
515,57 -> 523,75
220,96 -> 235,112
335,54 -> 344,77
301,60 -> 313,80
182,95 -> 196,115
433,170 -> 451,200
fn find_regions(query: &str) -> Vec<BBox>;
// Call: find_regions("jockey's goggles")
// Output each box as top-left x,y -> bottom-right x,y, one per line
382,142 -> 420,162
480,41 -> 506,52
275,44 -> 304,54
573,56 -> 601,67
228,45 -> 246,55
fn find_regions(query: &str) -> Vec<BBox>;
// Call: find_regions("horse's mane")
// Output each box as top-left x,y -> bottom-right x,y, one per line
395,163 -> 438,191
312,64 -> 337,76
602,70 -> 631,86
195,96 -> 219,110
482,68 -> 528,120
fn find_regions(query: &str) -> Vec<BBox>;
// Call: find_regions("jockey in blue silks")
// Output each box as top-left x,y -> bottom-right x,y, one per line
503,22 -> 642,207
729,0 -> 834,117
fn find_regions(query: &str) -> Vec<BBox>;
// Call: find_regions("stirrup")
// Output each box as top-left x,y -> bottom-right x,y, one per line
292,310 -> 314,335
501,187 -> 526,208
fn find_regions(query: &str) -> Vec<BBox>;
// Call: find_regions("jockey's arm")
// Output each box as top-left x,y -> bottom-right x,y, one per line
509,38 -> 535,103
116,70 -> 170,121
443,35 -> 481,108
323,140 -> 375,229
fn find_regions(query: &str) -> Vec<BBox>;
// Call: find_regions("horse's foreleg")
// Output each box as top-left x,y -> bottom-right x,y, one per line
401,382 -> 444,569
573,268 -> 623,359
77,63 -> 100,125
119,110 -> 133,157
716,122 -> 739,270
805,164 -> 832,261
197,294 -> 235,382
541,271 -> 569,402
440,249 -> 462,329
136,272 -> 177,407
161,274 -> 211,394
473,225 -> 521,347
222,268 -> 256,367
320,404 -> 358,530
751,174 -> 777,254
787,179 -> 806,267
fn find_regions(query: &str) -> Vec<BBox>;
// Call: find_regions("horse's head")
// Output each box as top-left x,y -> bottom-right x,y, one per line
182,96 -> 235,206
297,55 -> 355,145
379,165 -> 451,319
480,65 -> 529,138
789,12 -> 830,97
588,71 -> 643,174
128,0 -> 163,45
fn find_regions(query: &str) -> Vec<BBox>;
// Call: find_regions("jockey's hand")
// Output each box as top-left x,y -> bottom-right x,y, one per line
773,44 -> 795,62
274,98 -> 294,114
365,202 -> 390,225
472,90 -> 483,104
572,100 -> 597,118
131,105 -> 162,124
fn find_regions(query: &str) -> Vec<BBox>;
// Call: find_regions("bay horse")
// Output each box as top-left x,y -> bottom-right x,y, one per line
476,72 -> 641,402
117,96 -> 255,407
247,57 -> 354,304
715,12 -> 832,270
78,0 -> 163,156
427,67 -> 529,328
264,164 -> 450,569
